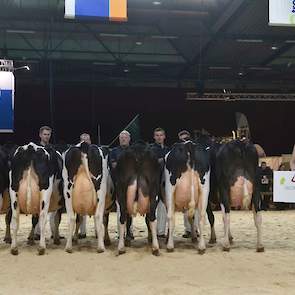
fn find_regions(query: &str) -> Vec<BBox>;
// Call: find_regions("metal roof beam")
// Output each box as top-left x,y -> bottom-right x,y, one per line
178,0 -> 248,79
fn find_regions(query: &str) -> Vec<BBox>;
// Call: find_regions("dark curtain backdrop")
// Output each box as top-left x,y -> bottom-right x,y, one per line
1,81 -> 294,156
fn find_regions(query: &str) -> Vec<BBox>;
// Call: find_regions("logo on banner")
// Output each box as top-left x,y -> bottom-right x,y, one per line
290,0 -> 295,24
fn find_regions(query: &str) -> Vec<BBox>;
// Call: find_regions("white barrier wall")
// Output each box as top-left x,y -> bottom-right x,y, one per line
273,171 -> 295,203
269,0 -> 295,26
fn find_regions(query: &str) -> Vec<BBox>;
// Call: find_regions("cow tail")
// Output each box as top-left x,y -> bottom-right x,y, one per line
81,153 -> 97,207
26,166 -> 32,212
188,169 -> 196,221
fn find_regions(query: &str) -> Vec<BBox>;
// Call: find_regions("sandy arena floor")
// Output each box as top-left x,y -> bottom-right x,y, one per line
0,210 -> 295,295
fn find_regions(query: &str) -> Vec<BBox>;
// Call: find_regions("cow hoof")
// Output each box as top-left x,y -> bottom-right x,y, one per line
152,249 -> 160,256
257,247 -> 265,253
27,239 -> 35,246
97,248 -> 105,254
198,249 -> 206,255
166,248 -> 174,253
118,249 -> 126,255
38,247 -> 46,256
208,238 -> 216,245
4,237 -> 12,244
223,246 -> 230,252
73,239 -> 78,245
125,239 -> 131,247
11,248 -> 18,256
53,239 -> 61,246
65,248 -> 73,254
192,237 -> 198,244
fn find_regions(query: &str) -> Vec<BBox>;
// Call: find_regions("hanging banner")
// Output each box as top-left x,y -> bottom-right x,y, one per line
0,67 -> 14,133
273,171 -> 295,203
65,0 -> 127,21
269,0 -> 295,26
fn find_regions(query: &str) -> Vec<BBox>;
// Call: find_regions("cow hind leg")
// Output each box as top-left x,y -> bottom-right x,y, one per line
220,203 -> 231,251
95,202 -> 106,253
148,196 -> 160,256
197,203 -> 206,254
207,203 -> 216,244
253,187 -> 264,252
52,209 -> 62,245
4,208 -> 12,244
64,201 -> 75,253
73,214 -> 82,245
125,215 -> 133,247
117,201 -> 126,255
38,178 -> 53,255
103,213 -> 111,246
28,215 -> 39,245
165,179 -> 175,252
145,216 -> 152,244
189,210 -> 198,244
253,209 -> 264,252
10,189 -> 19,255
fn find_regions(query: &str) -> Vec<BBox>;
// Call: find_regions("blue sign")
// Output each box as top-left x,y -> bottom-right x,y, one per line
0,72 -> 14,133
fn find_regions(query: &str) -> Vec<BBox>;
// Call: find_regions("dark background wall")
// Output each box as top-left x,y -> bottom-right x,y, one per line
1,81 -> 294,156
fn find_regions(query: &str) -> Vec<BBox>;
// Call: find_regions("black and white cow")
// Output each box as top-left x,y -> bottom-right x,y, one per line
9,142 -> 59,255
27,145 -> 64,246
216,139 -> 264,252
164,140 -> 211,254
116,142 -> 161,256
62,142 -> 108,253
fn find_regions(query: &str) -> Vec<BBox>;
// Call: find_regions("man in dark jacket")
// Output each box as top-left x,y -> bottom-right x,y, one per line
150,128 -> 169,237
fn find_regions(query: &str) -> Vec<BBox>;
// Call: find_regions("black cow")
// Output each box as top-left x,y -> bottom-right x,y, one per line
193,133 -> 221,244
164,140 -> 211,254
216,139 -> 264,252
116,142 -> 161,256
9,142 -> 60,255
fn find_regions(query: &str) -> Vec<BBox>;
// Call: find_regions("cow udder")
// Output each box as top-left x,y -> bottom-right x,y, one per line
18,168 -> 41,215
230,176 -> 253,210
72,166 -> 97,215
174,170 -> 201,212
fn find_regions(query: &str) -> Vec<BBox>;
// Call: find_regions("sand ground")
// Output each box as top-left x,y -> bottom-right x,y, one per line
0,210 -> 295,295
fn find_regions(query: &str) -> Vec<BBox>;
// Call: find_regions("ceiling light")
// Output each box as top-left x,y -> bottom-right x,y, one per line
100,33 -> 128,38
136,63 -> 159,67
249,66 -> 271,71
285,40 -> 295,43
6,29 -> 36,34
152,1 -> 162,5
209,66 -> 231,70
93,62 -> 116,66
135,41 -> 143,46
151,35 -> 178,40
236,39 -> 263,43
271,46 -> 278,50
